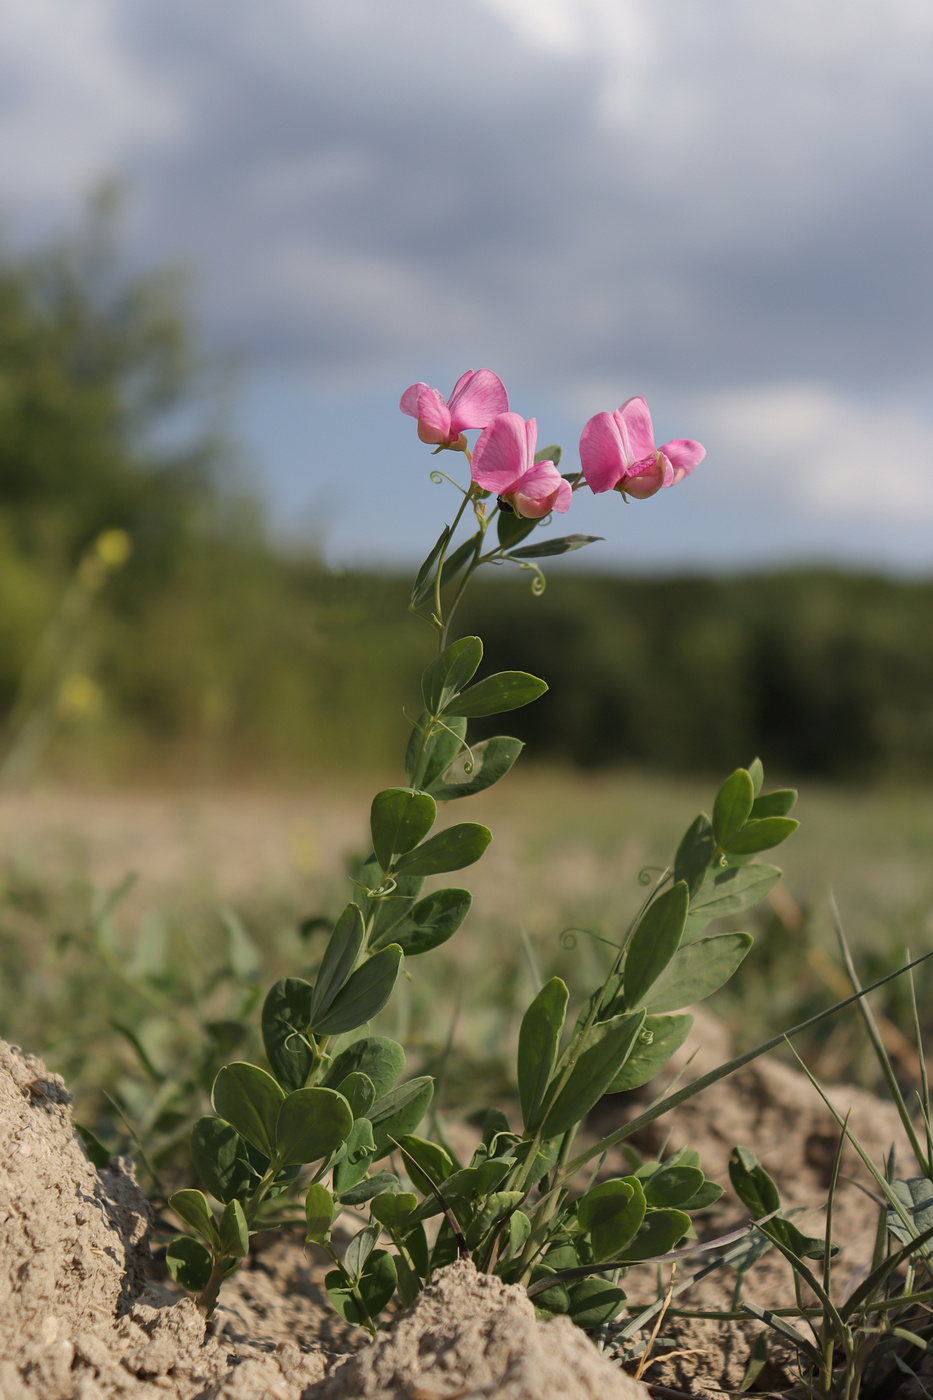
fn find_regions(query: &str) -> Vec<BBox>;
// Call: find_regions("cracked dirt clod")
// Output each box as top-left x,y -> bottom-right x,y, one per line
316,1260 -> 648,1400
0,1039 -> 333,1400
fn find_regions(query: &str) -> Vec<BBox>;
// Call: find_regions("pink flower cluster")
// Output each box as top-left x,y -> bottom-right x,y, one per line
400,370 -> 704,519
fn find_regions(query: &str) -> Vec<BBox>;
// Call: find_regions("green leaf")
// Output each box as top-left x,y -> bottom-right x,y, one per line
305,1183 -> 335,1242
190,1116 -> 253,1204
643,1164 -> 705,1209
567,1278 -> 627,1330
370,790 -> 437,872
426,736 -> 524,802
165,1236 -> 212,1293
323,1037 -> 405,1099
396,1134 -> 453,1191
410,525 -> 451,608
624,882 -> 689,1009
712,769 -> 755,849
748,757 -> 764,795
212,1063 -> 285,1160
534,442 -> 562,466
262,978 -> 314,1092
75,1122 -> 111,1169
332,1117 -> 376,1195
370,1076 -> 434,1158
465,1192 -> 524,1251
579,1177 -> 647,1261
689,863 -> 782,922
370,1191 -> 418,1230
681,1180 -> 725,1211
405,712 -> 467,789
308,904 -> 366,1025
274,1087 -> 353,1167
345,1224 -> 380,1279
729,1146 -> 780,1217
643,933 -> 753,1013
313,944 -> 403,1035
169,1189 -> 219,1249
497,509 -> 537,550
504,534 -> 603,560
421,636 -> 483,714
443,671 -> 547,719
218,1199 -> 249,1257
336,1071 -> 375,1118
326,1252 -> 397,1325
371,888 -> 472,956
606,1014 -> 693,1093
750,788 -> 797,819
540,1012 -> 646,1139
518,977 -> 569,1129
392,824 -> 491,878
724,818 -> 799,855
888,1177 -> 933,1249
338,1170 -> 398,1206
624,1208 -> 691,1260
674,815 -> 716,897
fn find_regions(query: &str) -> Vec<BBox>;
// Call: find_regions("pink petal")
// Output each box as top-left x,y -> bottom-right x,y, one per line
400,382 -> 430,418
613,396 -> 656,463
448,369 -> 509,433
660,438 -> 705,483
579,411 -> 625,493
471,412 -> 532,494
505,460 -> 567,519
415,386 -> 452,440
624,454 -> 669,499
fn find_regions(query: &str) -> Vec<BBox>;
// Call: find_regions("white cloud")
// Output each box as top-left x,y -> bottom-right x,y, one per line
698,384 -> 933,523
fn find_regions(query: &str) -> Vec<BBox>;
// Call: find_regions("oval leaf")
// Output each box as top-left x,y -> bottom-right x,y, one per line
674,814 -> 716,897
712,769 -> 755,849
313,944 -> 404,1035
405,712 -> 467,789
540,1011 -> 645,1139
643,933 -> 753,1013
750,788 -> 797,819
372,887 -> 472,956
410,526 -> 451,608
442,671 -> 547,719
262,977 -> 314,1092
370,789 -> 437,872
724,818 -> 799,855
218,1199 -> 249,1257
426,735 -> 524,802
332,1117 -> 376,1195
169,1189 -> 219,1248
166,1236 -> 213,1293
623,1208 -> 691,1260
689,864 -> 781,920
392,823 -> 491,878
421,636 -> 483,714
322,1037 -> 405,1099
579,1177 -> 647,1261
370,1076 -> 434,1158
644,1164 -> 705,1209
606,1014 -> 693,1093
190,1116 -> 254,1205
212,1062 -> 285,1160
624,882 -> 689,1009
308,904 -> 366,1025
370,1191 -> 418,1230
504,534 -> 603,560
336,1071 -> 376,1118
567,1278 -> 627,1330
275,1086 -> 353,1167
305,1182 -> 335,1242
518,977 -> 569,1130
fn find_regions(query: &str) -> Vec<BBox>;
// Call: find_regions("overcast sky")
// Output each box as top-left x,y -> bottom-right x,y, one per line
4,0 -> 933,571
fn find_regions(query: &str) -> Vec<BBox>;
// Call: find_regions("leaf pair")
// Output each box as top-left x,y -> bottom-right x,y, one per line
421,635 -> 546,722
211,1062 -> 353,1169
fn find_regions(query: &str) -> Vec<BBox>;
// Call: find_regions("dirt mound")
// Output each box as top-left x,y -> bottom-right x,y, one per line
0,1039 -> 334,1399
319,1259 -> 646,1400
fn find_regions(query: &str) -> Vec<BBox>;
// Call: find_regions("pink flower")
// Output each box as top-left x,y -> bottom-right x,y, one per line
579,396 -> 705,499
471,412 -> 572,519
400,369 -> 509,448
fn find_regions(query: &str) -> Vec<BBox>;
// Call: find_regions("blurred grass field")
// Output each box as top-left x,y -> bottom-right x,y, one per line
1,767 -> 931,1186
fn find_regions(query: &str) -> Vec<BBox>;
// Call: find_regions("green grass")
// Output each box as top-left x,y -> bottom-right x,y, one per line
0,769 -> 931,1183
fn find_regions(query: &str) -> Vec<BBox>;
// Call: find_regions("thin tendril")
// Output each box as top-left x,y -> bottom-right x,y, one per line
638,865 -> 667,886
518,561 -> 546,596
559,926 -> 623,952
429,469 -> 469,494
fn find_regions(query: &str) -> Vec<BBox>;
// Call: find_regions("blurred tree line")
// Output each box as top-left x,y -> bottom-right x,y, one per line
1,201 -> 932,787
